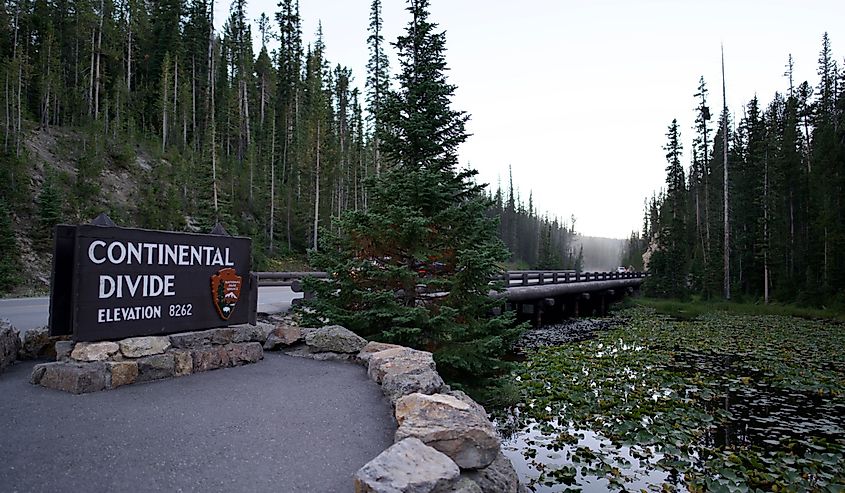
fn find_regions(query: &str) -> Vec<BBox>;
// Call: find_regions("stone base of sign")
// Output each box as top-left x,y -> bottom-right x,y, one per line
30,323 -> 274,394
256,322 -> 522,492
17,326 -> 70,360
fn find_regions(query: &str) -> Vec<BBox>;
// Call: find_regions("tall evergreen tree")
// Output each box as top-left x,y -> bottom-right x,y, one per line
366,0 -> 389,175
36,168 -> 62,250
645,120 -> 688,298
303,0 -> 522,389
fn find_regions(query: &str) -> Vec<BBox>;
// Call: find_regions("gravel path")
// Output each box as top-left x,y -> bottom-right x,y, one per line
0,353 -> 395,493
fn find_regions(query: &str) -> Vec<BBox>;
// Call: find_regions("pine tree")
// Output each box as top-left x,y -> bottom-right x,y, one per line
574,245 -> 584,273
692,76 -> 711,265
645,119 -> 688,298
303,0 -> 523,390
0,196 -> 19,293
366,0 -> 389,175
36,169 -> 62,250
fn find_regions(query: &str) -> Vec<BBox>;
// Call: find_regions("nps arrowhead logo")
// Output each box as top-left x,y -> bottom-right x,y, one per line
211,268 -> 242,320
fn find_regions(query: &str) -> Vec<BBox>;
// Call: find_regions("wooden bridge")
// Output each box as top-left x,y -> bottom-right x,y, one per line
254,270 -> 645,323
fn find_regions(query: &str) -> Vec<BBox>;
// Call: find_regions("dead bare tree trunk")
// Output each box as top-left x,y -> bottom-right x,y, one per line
173,56 -> 179,146
243,79 -> 253,202
88,28 -> 95,117
208,7 -> 218,218
161,59 -> 168,153
126,12 -> 132,92
16,53 -> 22,155
6,7 -> 17,148
764,146 -> 770,304
269,110 -> 276,254
94,0 -> 104,119
789,192 -> 795,277
4,72 -> 9,152
693,163 -> 705,260
41,35 -> 53,128
260,74 -> 265,125
722,45 -> 731,300
191,57 -> 196,151
313,120 -> 321,251
284,112 -> 292,251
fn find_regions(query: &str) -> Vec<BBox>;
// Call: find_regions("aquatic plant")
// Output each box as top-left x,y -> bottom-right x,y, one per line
504,308 -> 845,492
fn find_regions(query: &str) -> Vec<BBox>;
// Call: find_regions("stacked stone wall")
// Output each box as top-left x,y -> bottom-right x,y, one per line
30,324 -> 273,394
257,322 -> 523,493
5,315 -> 523,492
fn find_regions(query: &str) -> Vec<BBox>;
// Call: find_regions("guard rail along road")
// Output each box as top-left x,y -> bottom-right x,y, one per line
254,270 -> 646,321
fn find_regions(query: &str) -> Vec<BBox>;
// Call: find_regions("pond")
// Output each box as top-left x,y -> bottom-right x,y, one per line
496,308 -> 845,492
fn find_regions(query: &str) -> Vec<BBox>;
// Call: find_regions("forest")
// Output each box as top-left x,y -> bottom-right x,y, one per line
624,34 -> 845,307
0,0 -> 581,294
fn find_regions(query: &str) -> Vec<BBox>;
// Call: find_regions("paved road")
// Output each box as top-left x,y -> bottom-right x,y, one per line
0,354 -> 395,492
0,287 -> 302,333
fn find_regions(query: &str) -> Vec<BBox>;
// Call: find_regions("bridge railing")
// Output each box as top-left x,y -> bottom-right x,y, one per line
255,270 -> 646,289
501,271 -> 646,286
254,271 -> 328,289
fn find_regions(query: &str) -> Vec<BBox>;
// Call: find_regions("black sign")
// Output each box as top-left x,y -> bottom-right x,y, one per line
49,222 -> 257,341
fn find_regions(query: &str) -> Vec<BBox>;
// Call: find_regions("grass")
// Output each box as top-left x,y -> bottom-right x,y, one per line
630,296 -> 845,322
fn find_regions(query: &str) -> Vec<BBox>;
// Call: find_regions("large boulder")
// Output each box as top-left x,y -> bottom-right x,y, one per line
54,340 -> 74,361
207,328 -> 236,345
305,325 -> 367,353
136,354 -> 176,382
0,319 -> 21,372
171,350 -> 193,376
442,479 -> 483,493
169,328 -> 235,349
33,362 -> 109,394
282,345 -> 353,362
70,341 -> 119,362
224,342 -> 263,365
190,347 -> 231,372
29,361 -> 55,384
382,368 -> 445,404
367,348 -> 437,384
368,347 -> 444,402
357,341 -> 404,363
232,322 -> 275,343
119,336 -> 171,358
106,361 -> 139,388
395,393 -> 500,470
168,330 -> 211,349
17,326 -> 52,360
353,437 -> 460,493
445,390 -> 489,419
264,325 -> 303,350
461,452 -> 520,493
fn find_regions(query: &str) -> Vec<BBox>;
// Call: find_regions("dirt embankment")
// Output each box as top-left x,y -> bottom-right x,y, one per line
9,126 -> 153,296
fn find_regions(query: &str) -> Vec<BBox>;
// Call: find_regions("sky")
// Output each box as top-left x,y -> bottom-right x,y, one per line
215,0 -> 845,239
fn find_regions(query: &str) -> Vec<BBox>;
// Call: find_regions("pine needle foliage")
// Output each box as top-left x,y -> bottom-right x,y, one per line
302,0 -> 524,386
0,197 -> 20,293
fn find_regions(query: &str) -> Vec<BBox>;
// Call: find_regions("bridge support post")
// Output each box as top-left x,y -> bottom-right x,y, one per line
574,293 -> 590,317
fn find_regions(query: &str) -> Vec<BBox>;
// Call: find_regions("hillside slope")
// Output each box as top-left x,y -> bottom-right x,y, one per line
7,126 -> 159,295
